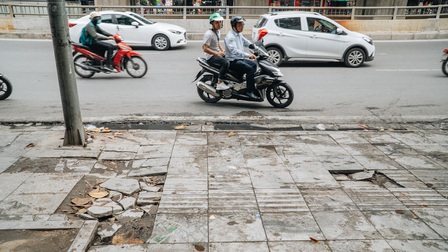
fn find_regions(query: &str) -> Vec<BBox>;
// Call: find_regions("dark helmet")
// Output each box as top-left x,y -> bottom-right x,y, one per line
230,16 -> 246,28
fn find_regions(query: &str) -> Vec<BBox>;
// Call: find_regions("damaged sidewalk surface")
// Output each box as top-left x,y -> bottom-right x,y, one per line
0,121 -> 448,252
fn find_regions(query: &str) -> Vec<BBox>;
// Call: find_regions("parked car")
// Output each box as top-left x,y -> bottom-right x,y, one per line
252,12 -> 375,67
69,11 -> 187,50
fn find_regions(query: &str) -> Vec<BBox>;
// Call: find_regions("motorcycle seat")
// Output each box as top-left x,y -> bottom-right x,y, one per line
72,42 -> 91,50
197,57 -> 244,82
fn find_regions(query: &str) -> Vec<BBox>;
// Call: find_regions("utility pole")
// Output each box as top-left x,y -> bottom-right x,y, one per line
47,0 -> 86,146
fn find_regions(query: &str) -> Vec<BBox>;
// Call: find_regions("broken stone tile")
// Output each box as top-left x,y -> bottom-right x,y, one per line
128,166 -> 167,177
139,182 -> 161,192
137,191 -> 162,205
100,178 -> 140,195
141,205 -> 158,215
119,197 -> 136,210
97,223 -> 122,240
118,209 -> 144,219
149,213 -> 207,243
87,201 -> 123,218
348,170 -> 374,181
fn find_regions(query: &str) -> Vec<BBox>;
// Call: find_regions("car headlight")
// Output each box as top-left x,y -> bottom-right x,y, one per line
169,29 -> 182,35
362,36 -> 373,45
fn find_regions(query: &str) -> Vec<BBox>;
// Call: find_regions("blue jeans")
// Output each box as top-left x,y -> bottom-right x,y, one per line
229,59 -> 257,93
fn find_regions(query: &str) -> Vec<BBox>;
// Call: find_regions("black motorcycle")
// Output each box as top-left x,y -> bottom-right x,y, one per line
0,73 -> 12,100
192,29 -> 294,108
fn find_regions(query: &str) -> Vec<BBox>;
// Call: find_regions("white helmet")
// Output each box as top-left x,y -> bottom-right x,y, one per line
89,12 -> 101,20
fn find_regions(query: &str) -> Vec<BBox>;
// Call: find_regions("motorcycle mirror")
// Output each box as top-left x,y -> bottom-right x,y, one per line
249,44 -> 255,49
257,29 -> 268,41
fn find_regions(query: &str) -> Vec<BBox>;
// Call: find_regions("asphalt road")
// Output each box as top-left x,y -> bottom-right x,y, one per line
0,38 -> 447,122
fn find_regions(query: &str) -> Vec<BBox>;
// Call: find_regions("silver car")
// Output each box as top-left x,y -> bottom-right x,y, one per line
252,12 -> 375,67
69,11 -> 187,50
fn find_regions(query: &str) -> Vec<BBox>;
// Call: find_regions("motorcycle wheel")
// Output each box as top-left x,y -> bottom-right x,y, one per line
0,76 -> 12,100
74,55 -> 95,78
125,56 -> 148,78
442,60 -> 448,77
197,76 -> 221,103
266,81 -> 294,108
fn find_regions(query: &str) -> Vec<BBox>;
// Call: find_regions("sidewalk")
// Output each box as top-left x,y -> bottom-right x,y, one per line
0,120 -> 447,252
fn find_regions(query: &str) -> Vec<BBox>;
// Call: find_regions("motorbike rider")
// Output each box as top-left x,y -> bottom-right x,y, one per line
80,11 -> 115,71
224,16 -> 260,100
203,12 -> 230,91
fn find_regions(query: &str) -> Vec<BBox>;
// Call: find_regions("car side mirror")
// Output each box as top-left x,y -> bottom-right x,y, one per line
336,28 -> 343,35
131,21 -> 139,28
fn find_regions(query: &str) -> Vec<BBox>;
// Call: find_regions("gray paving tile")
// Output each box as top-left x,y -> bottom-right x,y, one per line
274,144 -> 315,156
171,145 -> 207,158
313,211 -> 382,240
413,208 -> 448,239
390,155 -> 444,170
340,181 -> 407,211
387,240 -> 448,252
255,188 -> 309,213
135,145 -> 174,159
210,242 -> 269,252
389,188 -> 448,208
361,132 -> 401,144
379,169 -> 429,188
364,210 -> 443,240
0,173 -> 32,201
374,143 -> 420,156
328,131 -> 371,144
318,155 -> 365,171
248,169 -> 296,189
14,173 -> 82,194
0,157 -> 19,173
89,244 -> 149,252
288,165 -> 340,189
148,213 -> 208,243
302,189 -> 358,211
306,143 -> 350,156
328,240 -> 393,252
238,133 -> 274,146
163,175 -> 207,191
158,190 -> 207,214
175,132 -> 208,145
424,132 -> 448,145
410,169 -> 448,190
209,171 -> 253,190
353,155 -> 402,170
143,131 -> 177,145
0,193 -> 70,215
167,157 -> 207,175
209,213 -> 266,242
262,212 -> 323,241
269,241 -> 332,251
340,144 -> 385,156
99,151 -> 136,161
209,189 -> 258,213
388,132 -> 438,145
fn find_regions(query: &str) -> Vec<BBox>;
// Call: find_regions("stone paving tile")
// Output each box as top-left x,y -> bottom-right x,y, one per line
0,193 -> 71,215
209,171 -> 253,190
209,189 -> 258,213
274,144 -> 315,156
143,131 -> 177,145
132,157 -> 170,168
379,169 -> 429,188
148,213 -> 208,243
424,132 -> 448,144
374,143 -> 420,156
301,188 -> 358,211
328,131 -> 371,144
409,169 -> 448,190
306,143 -> 351,157
158,190 -> 208,214
171,145 -> 207,158
135,145 -> 174,159
287,165 -> 340,189
317,155 -> 365,172
313,211 -> 382,240
353,155 -> 402,170
412,207 -> 448,239
387,239 -> 448,252
208,212 -> 266,242
210,242 -> 269,252
268,241 -> 331,251
0,173 -> 32,201
339,143 -> 385,156
262,212 -> 324,241
14,173 -> 82,194
389,188 -> 448,208
0,157 -> 19,173
167,157 -> 207,175
98,151 -> 136,161
175,132 -> 208,145
208,144 -> 244,159
407,144 -> 448,156
248,168 -> 296,189
327,240 -> 393,252
364,210 -> 443,240
361,132 -> 402,144
254,188 -> 309,213
163,175 -> 208,191
387,132 -> 438,145
238,132 -> 274,146
390,155 -> 444,170
340,181 -> 408,211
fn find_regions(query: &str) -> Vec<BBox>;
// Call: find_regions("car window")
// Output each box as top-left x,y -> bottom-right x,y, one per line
101,14 -> 113,24
307,17 -> 337,34
254,17 -> 268,28
115,14 -> 135,25
274,17 -> 301,30
130,13 -> 153,25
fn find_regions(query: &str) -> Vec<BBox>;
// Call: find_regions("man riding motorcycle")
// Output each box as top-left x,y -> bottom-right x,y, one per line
79,12 -> 115,71
224,16 -> 260,100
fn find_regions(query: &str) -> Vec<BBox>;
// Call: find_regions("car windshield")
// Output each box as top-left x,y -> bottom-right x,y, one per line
254,17 -> 267,28
130,13 -> 154,25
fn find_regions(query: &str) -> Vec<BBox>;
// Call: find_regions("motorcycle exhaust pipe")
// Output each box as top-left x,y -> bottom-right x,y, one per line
196,81 -> 220,97
74,62 -> 101,73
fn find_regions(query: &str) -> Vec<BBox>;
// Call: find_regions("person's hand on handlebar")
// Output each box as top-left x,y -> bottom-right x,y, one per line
248,53 -> 256,59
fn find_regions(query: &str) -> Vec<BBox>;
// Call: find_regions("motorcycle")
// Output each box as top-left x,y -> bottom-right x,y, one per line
71,34 -> 148,78
0,73 -> 12,100
192,29 -> 294,108
442,48 -> 448,77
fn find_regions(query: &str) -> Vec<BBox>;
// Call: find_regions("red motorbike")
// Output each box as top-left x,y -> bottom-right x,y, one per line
72,34 -> 147,78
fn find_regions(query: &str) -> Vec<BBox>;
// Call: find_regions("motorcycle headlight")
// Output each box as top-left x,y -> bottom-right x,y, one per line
169,29 -> 182,35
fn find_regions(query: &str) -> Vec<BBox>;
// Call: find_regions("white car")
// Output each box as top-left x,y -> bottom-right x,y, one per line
252,12 -> 375,67
69,11 -> 187,50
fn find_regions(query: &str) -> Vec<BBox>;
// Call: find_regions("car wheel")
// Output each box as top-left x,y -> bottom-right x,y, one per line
344,48 -> 365,67
152,34 -> 170,51
266,47 -> 283,66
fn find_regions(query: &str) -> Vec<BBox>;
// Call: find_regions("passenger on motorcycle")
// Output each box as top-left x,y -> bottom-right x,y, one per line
224,16 -> 260,100
80,12 -> 115,72
202,13 -> 230,91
